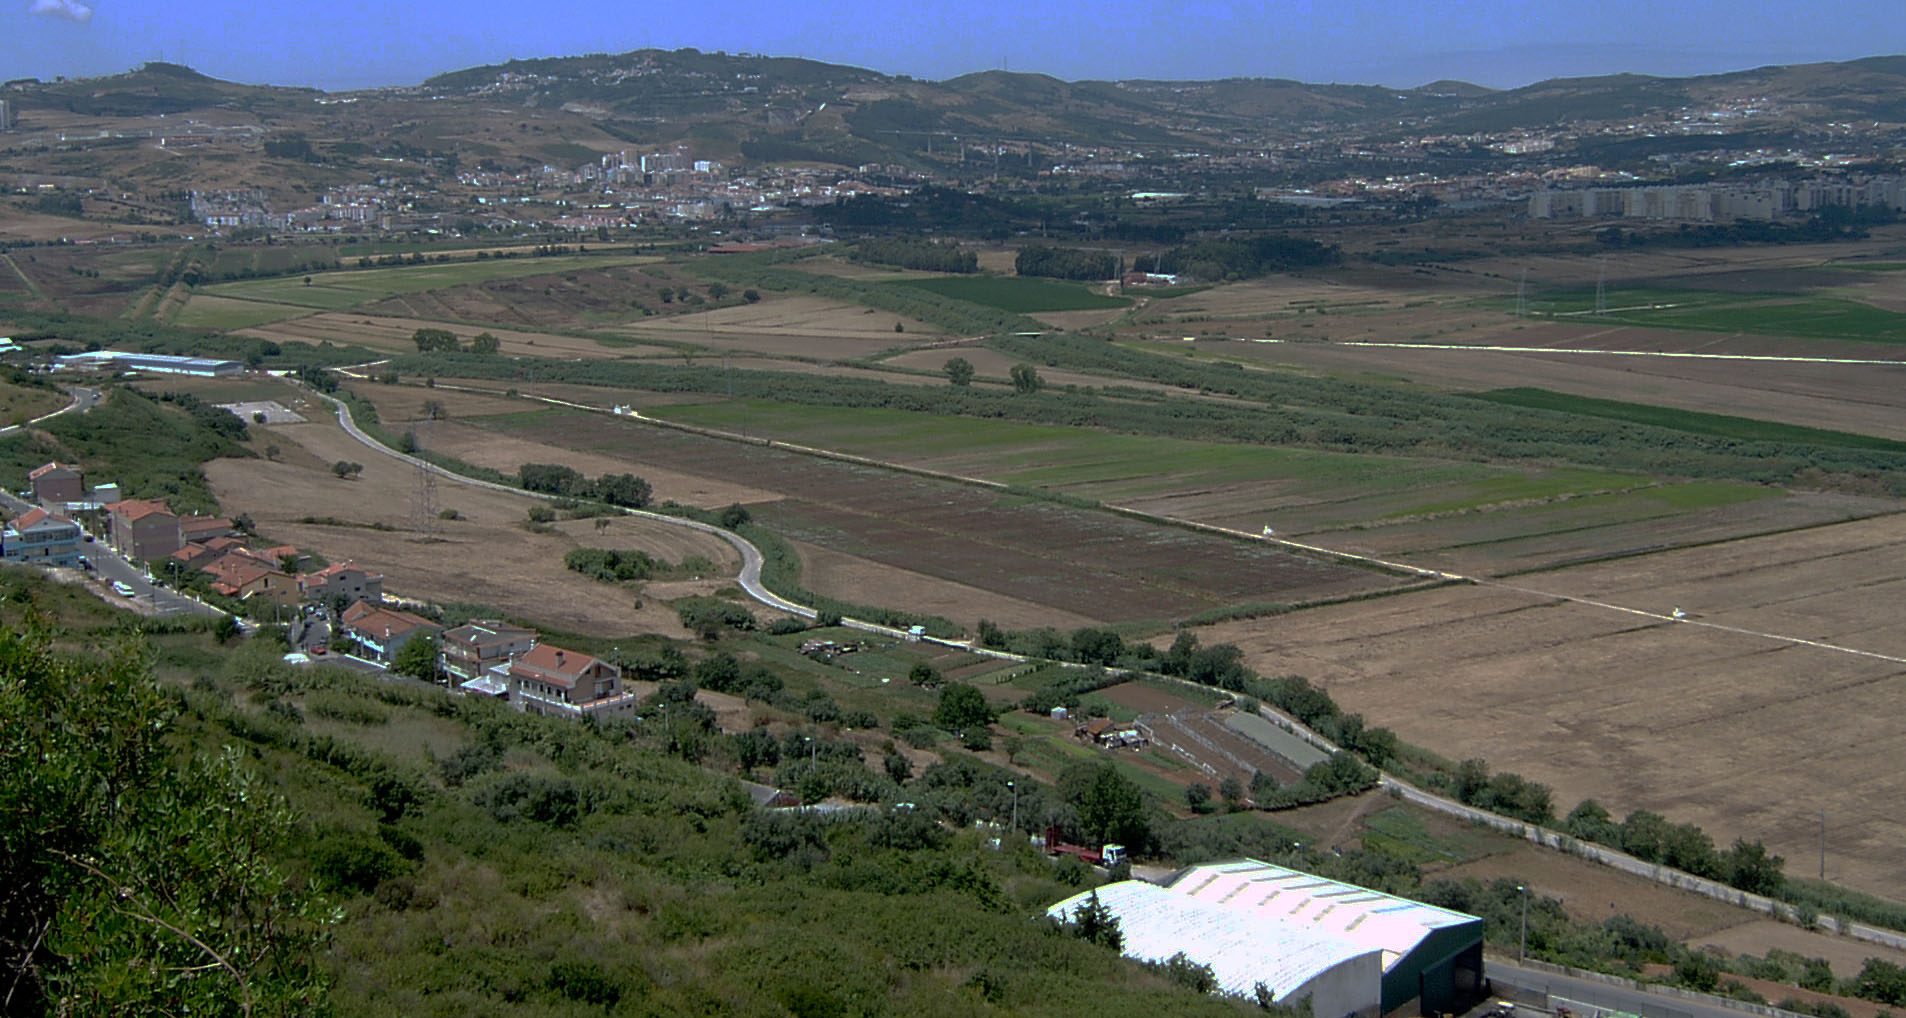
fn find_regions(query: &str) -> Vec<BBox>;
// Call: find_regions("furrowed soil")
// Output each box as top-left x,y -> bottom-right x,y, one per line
1195,508 -> 1906,899
353,391 -> 1403,626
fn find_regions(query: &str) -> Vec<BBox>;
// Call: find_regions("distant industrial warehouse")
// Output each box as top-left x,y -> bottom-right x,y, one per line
1049,860 -> 1485,1018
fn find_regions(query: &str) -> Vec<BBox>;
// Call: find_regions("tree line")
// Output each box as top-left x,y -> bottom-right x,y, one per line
1015,244 -> 1119,281
848,236 -> 979,273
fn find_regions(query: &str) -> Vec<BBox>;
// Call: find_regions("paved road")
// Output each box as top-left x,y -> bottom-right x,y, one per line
0,486 -> 217,618
313,389 -> 826,623
1489,959 -> 1774,1018
0,384 -> 100,437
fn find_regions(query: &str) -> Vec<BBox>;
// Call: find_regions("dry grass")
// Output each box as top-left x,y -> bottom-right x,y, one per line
204,408 -> 740,637
1198,510 -> 1906,898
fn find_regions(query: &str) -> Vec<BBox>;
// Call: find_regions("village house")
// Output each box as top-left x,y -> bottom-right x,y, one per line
102,498 -> 183,562
179,514 -> 237,544
28,462 -> 83,504
2,507 -> 82,567
339,600 -> 442,665
202,554 -> 298,606
300,561 -> 384,607
440,620 -> 538,685
501,642 -> 634,720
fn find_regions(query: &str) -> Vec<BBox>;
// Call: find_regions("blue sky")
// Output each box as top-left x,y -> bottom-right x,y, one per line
10,0 -> 1901,92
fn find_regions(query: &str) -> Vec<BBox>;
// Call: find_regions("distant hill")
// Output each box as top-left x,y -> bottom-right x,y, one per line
11,50 -> 1906,169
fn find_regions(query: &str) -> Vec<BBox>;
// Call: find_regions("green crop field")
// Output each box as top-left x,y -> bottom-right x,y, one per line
1472,388 -> 1906,451
171,294 -> 318,330
641,397 -> 1658,525
884,275 -> 1131,312
203,254 -> 650,310
1526,287 -> 1906,343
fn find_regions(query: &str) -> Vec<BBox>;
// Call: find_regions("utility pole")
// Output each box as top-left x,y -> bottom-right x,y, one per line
1820,810 -> 1827,880
1517,885 -> 1529,963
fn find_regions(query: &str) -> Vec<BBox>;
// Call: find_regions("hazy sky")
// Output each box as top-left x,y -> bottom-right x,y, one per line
10,0 -> 1901,92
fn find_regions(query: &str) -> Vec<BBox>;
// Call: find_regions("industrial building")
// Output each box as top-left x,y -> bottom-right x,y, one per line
1048,860 -> 1484,1018
55,351 -> 246,377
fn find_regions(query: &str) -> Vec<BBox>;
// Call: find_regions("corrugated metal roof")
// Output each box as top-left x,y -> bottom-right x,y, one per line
1170,860 -> 1479,968
1046,881 -> 1380,1000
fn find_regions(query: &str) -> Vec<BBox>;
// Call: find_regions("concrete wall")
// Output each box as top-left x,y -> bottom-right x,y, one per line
1292,949 -> 1384,1018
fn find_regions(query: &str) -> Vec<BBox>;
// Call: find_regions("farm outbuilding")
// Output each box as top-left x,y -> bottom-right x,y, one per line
1047,881 -> 1383,1018
1047,862 -> 1484,1018
1169,860 -> 1486,1016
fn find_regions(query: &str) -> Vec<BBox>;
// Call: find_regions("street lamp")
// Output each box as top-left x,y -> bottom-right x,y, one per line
1007,780 -> 1018,834
1517,884 -> 1529,963
804,735 -> 815,764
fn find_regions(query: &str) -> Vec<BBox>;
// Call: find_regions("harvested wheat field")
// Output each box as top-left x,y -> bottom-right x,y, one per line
1198,509 -> 1906,898
205,410 -> 742,637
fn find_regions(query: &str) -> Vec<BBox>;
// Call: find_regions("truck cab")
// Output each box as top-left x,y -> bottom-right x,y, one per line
1101,844 -> 1126,867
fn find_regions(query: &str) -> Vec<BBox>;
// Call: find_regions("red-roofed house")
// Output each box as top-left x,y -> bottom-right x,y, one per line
3,507 -> 82,566
503,642 -> 634,720
179,514 -> 236,543
300,561 -> 384,607
28,462 -> 83,504
339,600 -> 442,665
103,498 -> 183,562
202,555 -> 297,604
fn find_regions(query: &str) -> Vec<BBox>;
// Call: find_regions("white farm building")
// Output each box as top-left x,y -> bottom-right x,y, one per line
1048,860 -> 1485,1018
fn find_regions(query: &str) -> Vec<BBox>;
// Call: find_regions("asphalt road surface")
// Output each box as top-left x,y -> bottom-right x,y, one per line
1490,959 -> 1744,1018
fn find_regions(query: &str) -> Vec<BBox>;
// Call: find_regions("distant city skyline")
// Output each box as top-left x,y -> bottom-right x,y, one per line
10,0 -> 1901,93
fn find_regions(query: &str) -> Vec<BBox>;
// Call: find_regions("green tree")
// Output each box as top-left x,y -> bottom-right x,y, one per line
944,356 -> 975,387
410,327 -> 459,353
1074,763 -> 1148,851
718,503 -> 751,529
0,627 -> 333,1015
469,331 -> 500,354
1218,776 -> 1246,811
595,473 -> 653,508
390,633 -> 442,683
742,288 -> 761,302
1010,363 -> 1043,394
330,460 -> 363,480
933,683 -> 994,732
1184,782 -> 1213,813
1069,889 -> 1124,951
706,281 -> 730,300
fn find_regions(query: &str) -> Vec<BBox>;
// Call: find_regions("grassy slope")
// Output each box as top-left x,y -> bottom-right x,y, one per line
885,275 -> 1132,312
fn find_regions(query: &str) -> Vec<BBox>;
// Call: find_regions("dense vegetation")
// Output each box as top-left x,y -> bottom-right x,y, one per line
1015,244 -> 1120,281
1132,234 -> 1340,281
0,386 -> 250,512
848,236 -> 979,273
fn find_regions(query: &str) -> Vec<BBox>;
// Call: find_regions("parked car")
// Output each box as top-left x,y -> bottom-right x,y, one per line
110,580 -> 134,597
309,645 -> 327,656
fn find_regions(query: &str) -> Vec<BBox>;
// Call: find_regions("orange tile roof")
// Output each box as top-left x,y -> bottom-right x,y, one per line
509,643 -> 603,689
28,462 -> 78,480
104,498 -> 175,522
341,600 -> 438,641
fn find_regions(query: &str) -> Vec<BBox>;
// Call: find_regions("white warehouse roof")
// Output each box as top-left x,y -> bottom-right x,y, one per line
1170,860 -> 1478,970
1047,881 -> 1382,1015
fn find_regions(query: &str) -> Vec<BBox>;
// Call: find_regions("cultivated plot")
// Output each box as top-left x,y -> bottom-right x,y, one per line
203,403 -> 740,637
375,397 -> 1403,625
1200,510 -> 1906,898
